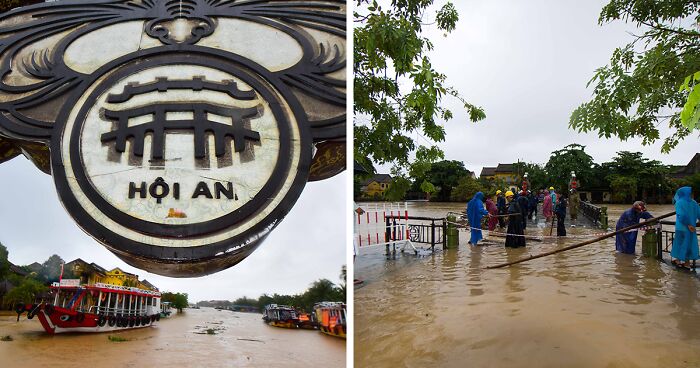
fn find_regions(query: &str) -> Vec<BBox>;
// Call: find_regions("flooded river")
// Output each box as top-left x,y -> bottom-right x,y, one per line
355,202 -> 700,368
0,307 -> 345,367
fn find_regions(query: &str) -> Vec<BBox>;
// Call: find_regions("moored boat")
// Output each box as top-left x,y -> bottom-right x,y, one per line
313,302 -> 346,339
262,304 -> 298,328
160,301 -> 173,318
15,281 -> 161,334
296,311 -> 317,330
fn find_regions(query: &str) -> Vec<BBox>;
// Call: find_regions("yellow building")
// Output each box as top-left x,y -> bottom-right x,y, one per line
360,174 -> 392,197
64,258 -> 107,285
63,258 -> 158,290
480,164 -> 521,192
102,267 -> 140,287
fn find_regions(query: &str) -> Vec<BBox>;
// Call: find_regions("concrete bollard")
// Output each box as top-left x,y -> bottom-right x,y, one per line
642,229 -> 659,258
600,206 -> 608,229
445,215 -> 459,249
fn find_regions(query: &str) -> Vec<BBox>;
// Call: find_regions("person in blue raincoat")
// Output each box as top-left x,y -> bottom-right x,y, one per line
615,201 -> 653,254
467,191 -> 490,245
549,187 -> 557,206
670,187 -> 700,268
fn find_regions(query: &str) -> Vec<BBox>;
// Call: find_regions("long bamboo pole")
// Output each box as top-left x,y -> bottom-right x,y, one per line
486,211 -> 676,269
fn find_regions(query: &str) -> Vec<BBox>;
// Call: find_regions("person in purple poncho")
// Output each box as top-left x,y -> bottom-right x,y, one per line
615,201 -> 653,254
670,187 -> 700,268
485,196 -> 499,231
467,192 -> 490,245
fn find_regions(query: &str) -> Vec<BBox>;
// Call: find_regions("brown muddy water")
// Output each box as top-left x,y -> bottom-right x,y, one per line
0,307 -> 344,367
355,202 -> 700,368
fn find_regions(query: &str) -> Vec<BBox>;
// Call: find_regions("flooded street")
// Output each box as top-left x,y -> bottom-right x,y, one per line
355,202 -> 700,368
0,307 -> 345,367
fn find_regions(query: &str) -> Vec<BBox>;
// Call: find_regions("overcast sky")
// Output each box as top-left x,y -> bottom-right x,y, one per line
0,157 -> 346,303
374,0 -> 698,175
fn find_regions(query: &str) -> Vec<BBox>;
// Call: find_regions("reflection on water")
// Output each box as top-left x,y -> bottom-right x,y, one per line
355,202 -> 700,368
0,307 -> 345,367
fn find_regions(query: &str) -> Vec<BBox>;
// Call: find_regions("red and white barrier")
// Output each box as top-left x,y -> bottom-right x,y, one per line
354,202 -> 410,248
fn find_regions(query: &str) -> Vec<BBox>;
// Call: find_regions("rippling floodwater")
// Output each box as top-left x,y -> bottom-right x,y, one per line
0,307 -> 345,367
355,202 -> 700,368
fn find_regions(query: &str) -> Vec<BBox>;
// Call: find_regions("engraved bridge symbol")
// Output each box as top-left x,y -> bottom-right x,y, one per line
100,77 -> 262,160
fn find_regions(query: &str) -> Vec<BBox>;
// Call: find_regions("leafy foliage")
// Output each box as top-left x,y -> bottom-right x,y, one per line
354,0 -> 485,177
570,0 -> 700,153
416,160 -> 470,201
544,144 -> 597,191
513,162 -> 548,191
610,175 -> 638,203
3,277 -> 47,307
680,71 -> 700,130
383,176 -> 411,201
601,151 -> 671,197
450,176 -> 483,202
40,255 -> 65,283
0,243 -> 9,282
197,267 -> 346,313
161,292 -> 189,313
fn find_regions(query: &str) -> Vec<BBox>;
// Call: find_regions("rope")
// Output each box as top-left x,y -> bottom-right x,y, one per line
445,220 -> 658,240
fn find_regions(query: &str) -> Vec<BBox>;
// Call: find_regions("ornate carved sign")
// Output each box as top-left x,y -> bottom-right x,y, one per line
0,0 -> 346,276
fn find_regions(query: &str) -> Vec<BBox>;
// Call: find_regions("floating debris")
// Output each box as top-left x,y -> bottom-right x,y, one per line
1,335 -> 12,341
237,338 -> 264,343
108,335 -> 129,342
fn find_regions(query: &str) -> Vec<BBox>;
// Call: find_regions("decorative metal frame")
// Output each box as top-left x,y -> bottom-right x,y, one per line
0,0 -> 346,276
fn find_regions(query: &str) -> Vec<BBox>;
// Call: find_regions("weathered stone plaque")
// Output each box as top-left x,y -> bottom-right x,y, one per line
0,0 -> 346,276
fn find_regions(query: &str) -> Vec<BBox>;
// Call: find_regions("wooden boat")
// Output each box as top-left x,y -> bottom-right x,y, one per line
262,304 -> 298,328
160,301 -> 173,318
313,302 -> 346,339
296,312 -> 317,330
15,281 -> 161,334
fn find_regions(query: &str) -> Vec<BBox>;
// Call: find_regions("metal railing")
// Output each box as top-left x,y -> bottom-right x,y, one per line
653,220 -> 700,269
580,201 -> 602,225
385,215 -> 446,252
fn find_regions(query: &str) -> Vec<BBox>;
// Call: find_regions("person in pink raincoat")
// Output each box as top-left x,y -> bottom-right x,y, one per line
485,196 -> 499,231
542,191 -> 553,221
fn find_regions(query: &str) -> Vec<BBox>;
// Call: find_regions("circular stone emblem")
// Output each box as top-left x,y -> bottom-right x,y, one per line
51,53 -> 311,276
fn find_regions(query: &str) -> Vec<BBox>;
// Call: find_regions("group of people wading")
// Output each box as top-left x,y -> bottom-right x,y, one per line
466,173 -> 700,268
467,185 -> 574,248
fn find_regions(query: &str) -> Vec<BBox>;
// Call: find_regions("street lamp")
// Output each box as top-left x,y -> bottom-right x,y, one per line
658,183 -> 662,204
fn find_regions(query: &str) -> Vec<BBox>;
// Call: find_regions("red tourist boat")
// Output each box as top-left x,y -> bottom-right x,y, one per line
15,281 -> 162,334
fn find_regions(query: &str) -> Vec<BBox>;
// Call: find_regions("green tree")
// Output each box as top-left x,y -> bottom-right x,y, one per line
161,292 -> 188,313
354,0 -> 485,179
419,160 -> 470,201
3,277 -> 47,308
339,265 -> 347,301
0,242 -> 9,282
450,176 -> 482,202
40,255 -> 64,283
610,175 -> 638,203
232,296 -> 258,306
678,173 -> 700,201
544,144 -> 597,191
680,71 -> 700,130
570,1 -> 700,152
602,151 -> 670,200
513,162 -> 548,191
383,176 -> 411,201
